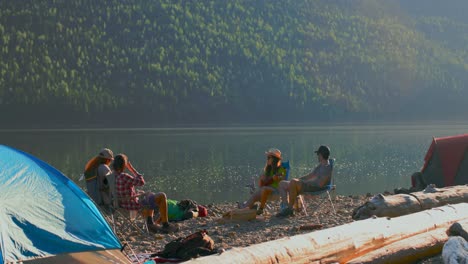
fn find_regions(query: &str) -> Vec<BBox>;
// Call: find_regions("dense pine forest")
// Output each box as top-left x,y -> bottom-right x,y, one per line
1,0 -> 467,127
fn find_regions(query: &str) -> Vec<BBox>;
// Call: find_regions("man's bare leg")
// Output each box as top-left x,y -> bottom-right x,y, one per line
288,179 -> 303,209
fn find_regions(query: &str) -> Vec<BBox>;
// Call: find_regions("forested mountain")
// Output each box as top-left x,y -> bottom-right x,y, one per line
1,0 -> 467,127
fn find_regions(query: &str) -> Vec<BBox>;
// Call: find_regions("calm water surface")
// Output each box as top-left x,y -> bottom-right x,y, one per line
2,124 -> 467,204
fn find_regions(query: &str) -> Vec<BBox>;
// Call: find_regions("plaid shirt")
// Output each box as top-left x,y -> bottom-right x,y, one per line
115,172 -> 145,211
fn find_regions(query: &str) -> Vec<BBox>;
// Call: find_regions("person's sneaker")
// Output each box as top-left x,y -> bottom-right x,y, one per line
237,201 -> 247,209
276,207 -> 294,217
161,222 -> 179,234
147,223 -> 161,233
147,222 -> 179,234
256,207 -> 264,215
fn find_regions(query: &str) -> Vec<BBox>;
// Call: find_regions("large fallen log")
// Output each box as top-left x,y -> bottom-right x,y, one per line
348,221 -> 468,264
352,184 -> 468,220
347,219 -> 468,264
347,228 -> 446,264
187,203 -> 468,264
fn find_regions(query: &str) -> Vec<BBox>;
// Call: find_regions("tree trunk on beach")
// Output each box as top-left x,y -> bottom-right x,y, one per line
186,203 -> 468,264
352,184 -> 468,220
352,221 -> 468,264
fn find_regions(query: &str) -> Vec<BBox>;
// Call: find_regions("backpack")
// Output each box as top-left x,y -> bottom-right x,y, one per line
178,199 -> 199,213
177,199 -> 200,220
157,230 -> 216,260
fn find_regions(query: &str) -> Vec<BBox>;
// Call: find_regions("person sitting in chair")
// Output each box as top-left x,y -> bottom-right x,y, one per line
83,148 -> 114,206
113,154 -> 178,233
240,148 -> 287,215
277,145 -> 332,217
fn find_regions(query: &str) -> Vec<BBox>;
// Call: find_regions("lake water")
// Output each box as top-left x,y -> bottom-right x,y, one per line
1,124 -> 467,204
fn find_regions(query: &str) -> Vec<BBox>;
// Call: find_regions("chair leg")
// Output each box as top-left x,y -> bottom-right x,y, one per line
308,193 -> 329,216
115,209 -> 147,235
298,195 -> 308,216
327,191 -> 336,214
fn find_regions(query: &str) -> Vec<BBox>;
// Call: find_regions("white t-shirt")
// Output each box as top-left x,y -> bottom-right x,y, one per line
97,164 -> 112,205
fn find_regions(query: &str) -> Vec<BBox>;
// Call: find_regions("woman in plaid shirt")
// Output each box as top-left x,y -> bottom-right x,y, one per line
113,154 -> 178,233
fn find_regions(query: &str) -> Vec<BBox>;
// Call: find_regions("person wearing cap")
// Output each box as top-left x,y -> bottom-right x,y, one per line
113,153 -> 178,233
83,148 -> 114,206
277,145 -> 332,217
241,148 -> 287,215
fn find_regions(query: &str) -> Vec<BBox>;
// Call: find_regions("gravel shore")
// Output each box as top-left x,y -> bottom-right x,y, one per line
112,195 -> 365,253
109,194 -> 440,263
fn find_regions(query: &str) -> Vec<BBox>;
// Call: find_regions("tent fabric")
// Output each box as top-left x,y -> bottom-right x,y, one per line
24,249 -> 131,264
421,134 -> 468,186
454,150 -> 468,185
0,145 -> 123,263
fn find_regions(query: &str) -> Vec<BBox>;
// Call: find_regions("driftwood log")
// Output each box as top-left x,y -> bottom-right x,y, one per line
347,228 -> 447,264
347,219 -> 468,264
187,203 -> 468,264
352,184 -> 468,220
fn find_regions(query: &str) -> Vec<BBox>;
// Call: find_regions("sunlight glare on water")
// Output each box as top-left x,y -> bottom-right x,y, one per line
1,124 -> 467,203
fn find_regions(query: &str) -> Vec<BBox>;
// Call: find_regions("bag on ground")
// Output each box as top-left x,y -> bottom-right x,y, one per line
157,230 -> 216,260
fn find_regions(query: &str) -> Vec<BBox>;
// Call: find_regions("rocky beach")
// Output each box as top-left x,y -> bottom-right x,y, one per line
108,193 -> 443,263
113,195 -> 360,253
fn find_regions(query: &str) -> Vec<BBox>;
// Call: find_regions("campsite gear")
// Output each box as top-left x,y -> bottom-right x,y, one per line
178,199 -> 198,213
0,145 -> 129,263
418,133 -> 468,187
298,158 -> 337,216
197,205 -> 208,217
265,148 -> 282,159
166,199 -> 199,221
222,209 -> 257,221
157,230 -> 216,260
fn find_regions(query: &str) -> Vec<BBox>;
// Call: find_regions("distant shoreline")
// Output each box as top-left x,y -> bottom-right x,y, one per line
1,121 -> 468,132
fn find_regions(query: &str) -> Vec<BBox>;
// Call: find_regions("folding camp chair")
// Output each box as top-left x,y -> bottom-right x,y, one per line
104,192 -> 150,235
297,158 -> 336,216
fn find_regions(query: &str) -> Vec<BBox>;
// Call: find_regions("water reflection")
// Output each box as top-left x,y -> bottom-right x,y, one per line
1,125 -> 467,204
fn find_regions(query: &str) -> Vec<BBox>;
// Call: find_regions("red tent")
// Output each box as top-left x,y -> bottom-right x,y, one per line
420,133 -> 468,187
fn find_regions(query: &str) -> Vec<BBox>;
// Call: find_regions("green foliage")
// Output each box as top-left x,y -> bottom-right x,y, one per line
0,0 -> 467,126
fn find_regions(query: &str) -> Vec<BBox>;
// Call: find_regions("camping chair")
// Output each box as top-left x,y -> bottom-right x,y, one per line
297,158 -> 336,216
244,160 -> 291,211
106,191 -> 150,235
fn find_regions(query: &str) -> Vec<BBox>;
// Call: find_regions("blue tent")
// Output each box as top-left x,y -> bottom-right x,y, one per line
0,145 -> 128,263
